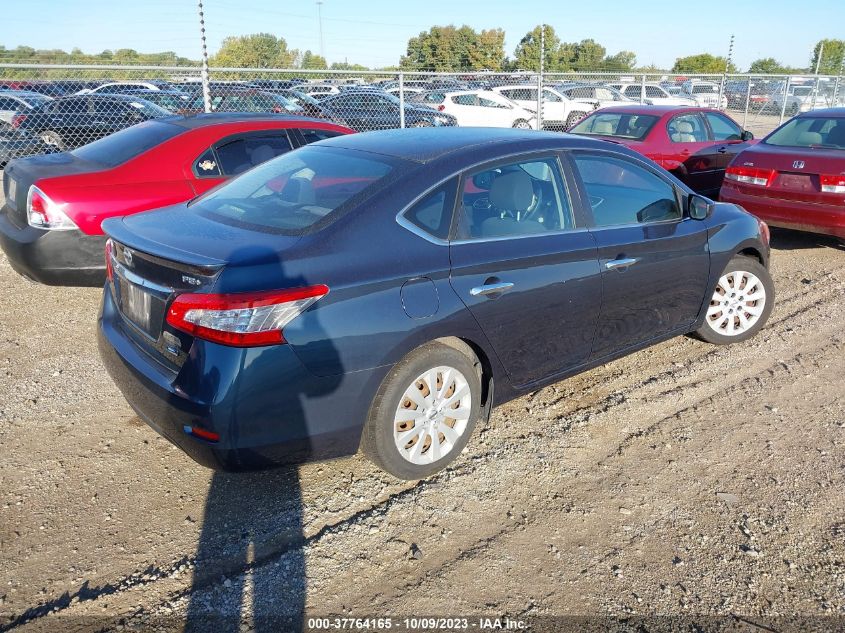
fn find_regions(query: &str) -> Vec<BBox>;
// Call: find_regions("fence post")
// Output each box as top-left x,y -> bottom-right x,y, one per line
810,75 -> 820,110
778,76 -> 792,125
398,71 -> 405,129
197,0 -> 212,113
742,76 -> 752,130
640,73 -> 646,104
718,74 -> 726,111
537,24 -> 545,131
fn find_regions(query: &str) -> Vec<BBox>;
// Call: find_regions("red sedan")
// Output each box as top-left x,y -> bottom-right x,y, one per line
568,105 -> 754,199
0,113 -> 352,285
720,108 -> 845,239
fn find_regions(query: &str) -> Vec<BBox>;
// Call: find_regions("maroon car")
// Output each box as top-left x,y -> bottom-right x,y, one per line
720,108 -> 845,239
568,105 -> 754,199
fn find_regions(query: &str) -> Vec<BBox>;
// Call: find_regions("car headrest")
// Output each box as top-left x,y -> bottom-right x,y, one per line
592,120 -> 615,135
797,131 -> 822,146
674,121 -> 694,133
250,144 -> 275,166
279,176 -> 315,205
489,171 -> 534,212
824,123 -> 845,146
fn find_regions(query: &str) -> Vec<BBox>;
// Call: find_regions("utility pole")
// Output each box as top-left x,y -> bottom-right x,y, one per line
197,0 -> 211,114
536,24 -> 544,130
811,41 -> 824,110
316,1 -> 325,60
718,33 -> 734,111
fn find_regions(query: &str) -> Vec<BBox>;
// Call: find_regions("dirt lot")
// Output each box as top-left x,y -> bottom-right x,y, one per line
1,193 -> 844,631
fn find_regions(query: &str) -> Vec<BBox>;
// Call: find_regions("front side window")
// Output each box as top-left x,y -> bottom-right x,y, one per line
452,94 -> 478,106
573,154 -> 681,227
667,114 -> 708,143
215,134 -> 293,176
456,158 -> 573,240
193,146 -> 397,234
704,112 -> 742,141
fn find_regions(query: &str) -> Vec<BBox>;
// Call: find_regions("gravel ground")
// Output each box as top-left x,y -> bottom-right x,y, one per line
1,187 -> 844,632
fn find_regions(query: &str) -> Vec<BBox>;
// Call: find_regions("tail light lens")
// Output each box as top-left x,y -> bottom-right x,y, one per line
437,104 -> 445,112
724,166 -> 775,187
820,174 -> 845,194
166,285 -> 329,347
11,114 -> 26,128
26,185 -> 78,230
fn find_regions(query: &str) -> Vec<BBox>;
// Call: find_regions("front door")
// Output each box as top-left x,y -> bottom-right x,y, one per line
569,151 -> 711,359
448,155 -> 602,387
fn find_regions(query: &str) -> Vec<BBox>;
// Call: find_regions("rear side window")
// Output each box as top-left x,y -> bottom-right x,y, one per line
71,120 -> 184,167
216,134 -> 293,175
569,113 -> 658,140
667,114 -> 708,143
299,128 -> 345,145
574,154 -> 680,227
402,180 -> 457,240
194,145 -> 397,234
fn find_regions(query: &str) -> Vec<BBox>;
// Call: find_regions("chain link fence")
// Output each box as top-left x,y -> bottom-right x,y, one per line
1,63 -> 843,165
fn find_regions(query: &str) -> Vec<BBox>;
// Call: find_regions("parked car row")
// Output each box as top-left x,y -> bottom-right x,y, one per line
0,116 -> 778,480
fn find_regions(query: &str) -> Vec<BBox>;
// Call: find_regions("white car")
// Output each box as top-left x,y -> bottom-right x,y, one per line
553,84 -> 632,111
0,91 -> 52,123
430,90 -> 537,129
299,84 -> 341,99
491,85 -> 594,129
607,83 -> 696,106
79,81 -> 172,95
681,81 -> 728,109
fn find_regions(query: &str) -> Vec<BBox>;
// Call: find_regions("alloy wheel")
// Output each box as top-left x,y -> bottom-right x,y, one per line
393,365 -> 472,465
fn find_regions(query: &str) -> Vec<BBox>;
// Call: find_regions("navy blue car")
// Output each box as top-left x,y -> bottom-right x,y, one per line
98,128 -> 774,479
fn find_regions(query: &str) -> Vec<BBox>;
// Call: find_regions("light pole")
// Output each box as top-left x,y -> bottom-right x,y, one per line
316,1 -> 325,60
197,0 -> 211,113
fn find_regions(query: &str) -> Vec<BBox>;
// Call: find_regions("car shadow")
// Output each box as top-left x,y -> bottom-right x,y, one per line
769,227 -> 844,252
183,244 -> 343,632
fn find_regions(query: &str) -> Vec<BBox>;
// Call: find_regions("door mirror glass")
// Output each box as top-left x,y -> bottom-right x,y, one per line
688,194 -> 712,220
741,130 -> 754,141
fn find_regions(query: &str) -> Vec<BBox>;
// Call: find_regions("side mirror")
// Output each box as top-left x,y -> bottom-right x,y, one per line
688,194 -> 712,221
741,130 -> 754,141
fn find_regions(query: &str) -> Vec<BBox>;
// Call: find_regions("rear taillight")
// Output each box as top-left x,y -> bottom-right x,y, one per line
105,238 -> 114,282
11,113 -> 26,128
724,166 -> 775,187
166,285 -> 329,347
437,104 -> 445,112
26,185 -> 77,230
820,174 -> 845,194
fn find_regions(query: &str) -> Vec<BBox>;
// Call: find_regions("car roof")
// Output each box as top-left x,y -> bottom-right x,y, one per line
797,107 -> 845,118
160,112 -> 332,129
312,127 -> 629,164
0,90 -> 50,99
583,104 -> 712,115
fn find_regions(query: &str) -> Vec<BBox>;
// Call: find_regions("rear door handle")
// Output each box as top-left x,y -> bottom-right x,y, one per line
605,257 -> 639,271
470,281 -> 514,296
717,146 -> 728,153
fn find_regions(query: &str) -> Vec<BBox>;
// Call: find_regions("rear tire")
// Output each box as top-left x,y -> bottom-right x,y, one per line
565,111 -> 588,129
411,120 -> 433,128
40,130 -> 65,151
512,119 -> 532,130
695,255 -> 774,345
361,341 -> 481,480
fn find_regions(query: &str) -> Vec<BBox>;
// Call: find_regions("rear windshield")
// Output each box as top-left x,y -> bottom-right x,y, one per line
71,119 -> 184,167
569,112 -> 659,140
691,84 -> 718,94
764,116 -> 845,149
193,145 -> 397,234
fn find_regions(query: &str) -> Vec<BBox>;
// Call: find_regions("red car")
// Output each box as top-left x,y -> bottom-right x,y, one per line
0,113 -> 352,285
568,105 -> 754,199
720,108 -> 845,239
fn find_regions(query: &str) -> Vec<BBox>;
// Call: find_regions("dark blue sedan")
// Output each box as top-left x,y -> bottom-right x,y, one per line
98,128 -> 774,479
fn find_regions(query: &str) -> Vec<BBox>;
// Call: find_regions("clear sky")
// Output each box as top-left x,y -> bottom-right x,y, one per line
1,0 -> 840,70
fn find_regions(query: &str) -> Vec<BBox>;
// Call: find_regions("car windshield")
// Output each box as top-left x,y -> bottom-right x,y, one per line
193,146 -> 398,234
764,116 -> 845,149
569,112 -> 659,140
71,119 -> 185,166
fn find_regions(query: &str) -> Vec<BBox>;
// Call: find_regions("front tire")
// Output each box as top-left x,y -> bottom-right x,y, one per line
361,341 -> 481,480
695,256 -> 774,345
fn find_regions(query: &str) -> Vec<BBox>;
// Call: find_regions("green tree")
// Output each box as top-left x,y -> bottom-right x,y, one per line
810,39 -> 845,74
748,57 -> 786,74
572,39 -> 606,70
301,50 -> 328,69
513,25 -> 562,71
672,53 -> 736,74
211,33 -> 298,68
603,50 -> 637,71
330,62 -> 370,71
401,25 -> 505,71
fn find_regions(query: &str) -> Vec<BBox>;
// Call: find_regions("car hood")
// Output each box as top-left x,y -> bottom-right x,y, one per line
103,203 -> 303,268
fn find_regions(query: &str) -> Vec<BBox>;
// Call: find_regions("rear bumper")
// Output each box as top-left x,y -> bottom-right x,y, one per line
97,288 -> 386,471
720,185 -> 845,239
0,206 -> 106,285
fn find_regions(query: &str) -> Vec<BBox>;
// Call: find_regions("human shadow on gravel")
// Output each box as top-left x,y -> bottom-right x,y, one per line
183,243 -> 343,633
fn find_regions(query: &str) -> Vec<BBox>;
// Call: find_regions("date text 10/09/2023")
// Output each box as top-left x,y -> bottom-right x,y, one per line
306,617 -> 528,630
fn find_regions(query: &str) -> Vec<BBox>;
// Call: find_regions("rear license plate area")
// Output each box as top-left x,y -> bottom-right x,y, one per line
776,173 -> 813,192
116,275 -> 166,339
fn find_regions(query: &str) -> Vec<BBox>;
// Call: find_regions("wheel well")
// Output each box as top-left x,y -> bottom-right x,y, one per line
737,247 -> 764,265
434,336 -> 494,412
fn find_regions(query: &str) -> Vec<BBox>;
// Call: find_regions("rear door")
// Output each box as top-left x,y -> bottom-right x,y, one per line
702,111 -> 750,190
448,154 -> 602,387
569,150 -> 710,359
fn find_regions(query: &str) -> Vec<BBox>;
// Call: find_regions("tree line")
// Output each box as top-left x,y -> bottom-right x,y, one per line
1,32 -> 843,75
